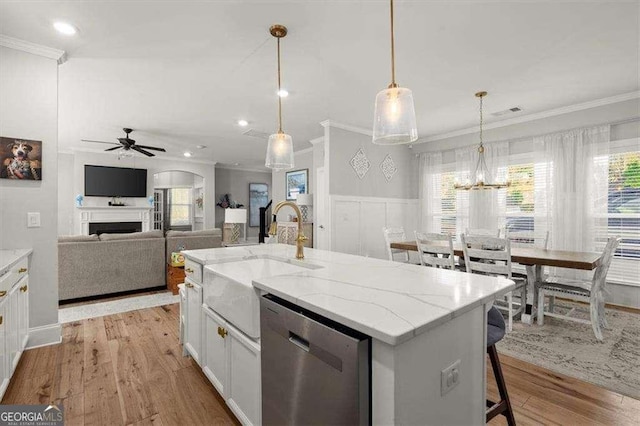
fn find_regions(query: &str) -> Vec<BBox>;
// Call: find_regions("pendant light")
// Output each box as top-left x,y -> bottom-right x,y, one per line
372,0 -> 418,145
455,91 -> 509,190
265,24 -> 294,170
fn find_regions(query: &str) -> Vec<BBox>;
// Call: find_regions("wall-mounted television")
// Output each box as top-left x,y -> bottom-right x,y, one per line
84,165 -> 147,197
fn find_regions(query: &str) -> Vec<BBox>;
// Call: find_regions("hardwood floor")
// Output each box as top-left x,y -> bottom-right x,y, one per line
3,303 -> 638,425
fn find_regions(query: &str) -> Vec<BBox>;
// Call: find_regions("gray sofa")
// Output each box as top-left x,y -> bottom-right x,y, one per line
58,231 -> 165,301
165,229 -> 222,263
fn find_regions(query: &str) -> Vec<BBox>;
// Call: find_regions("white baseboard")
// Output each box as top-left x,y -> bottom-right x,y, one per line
26,322 -> 62,349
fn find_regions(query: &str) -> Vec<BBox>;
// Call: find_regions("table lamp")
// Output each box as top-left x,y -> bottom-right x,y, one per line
225,208 -> 247,243
296,194 -> 312,222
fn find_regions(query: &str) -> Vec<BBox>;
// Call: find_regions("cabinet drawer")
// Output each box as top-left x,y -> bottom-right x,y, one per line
184,259 -> 202,284
0,257 -> 28,294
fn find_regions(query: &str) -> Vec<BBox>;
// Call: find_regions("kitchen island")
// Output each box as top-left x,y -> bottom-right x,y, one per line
181,244 -> 514,425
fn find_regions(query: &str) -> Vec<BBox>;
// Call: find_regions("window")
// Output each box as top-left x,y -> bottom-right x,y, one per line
603,149 -> 640,284
169,188 -> 192,227
440,171 -> 458,236
505,163 -> 535,233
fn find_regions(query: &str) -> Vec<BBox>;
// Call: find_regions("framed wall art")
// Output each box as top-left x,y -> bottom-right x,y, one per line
286,169 -> 308,200
249,183 -> 269,227
0,136 -> 42,180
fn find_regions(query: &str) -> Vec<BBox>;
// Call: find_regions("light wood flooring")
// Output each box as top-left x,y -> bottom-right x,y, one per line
2,303 -> 638,425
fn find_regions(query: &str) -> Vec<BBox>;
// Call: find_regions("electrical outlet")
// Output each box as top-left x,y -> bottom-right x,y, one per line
441,359 -> 461,396
27,212 -> 41,228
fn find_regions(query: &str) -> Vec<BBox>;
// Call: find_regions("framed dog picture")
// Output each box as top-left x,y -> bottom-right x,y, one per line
0,137 -> 42,180
286,169 -> 308,200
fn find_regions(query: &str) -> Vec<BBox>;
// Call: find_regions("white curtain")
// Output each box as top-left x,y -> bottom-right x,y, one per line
418,152 -> 443,233
455,141 -> 509,234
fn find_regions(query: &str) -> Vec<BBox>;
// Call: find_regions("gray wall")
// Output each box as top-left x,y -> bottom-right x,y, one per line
328,127 -> 418,199
57,151 -> 217,234
271,150 -> 314,222
215,167 -> 272,237
0,46 -> 60,341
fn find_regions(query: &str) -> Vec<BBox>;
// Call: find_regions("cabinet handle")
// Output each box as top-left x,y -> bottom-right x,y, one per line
20,285 -> 27,293
185,268 -> 194,274
0,316 -> 2,325
0,291 -> 6,297
185,282 -> 194,289
217,326 -> 228,338
18,268 -> 27,273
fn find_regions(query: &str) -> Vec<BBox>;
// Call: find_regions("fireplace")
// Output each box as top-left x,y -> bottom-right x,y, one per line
89,221 -> 142,235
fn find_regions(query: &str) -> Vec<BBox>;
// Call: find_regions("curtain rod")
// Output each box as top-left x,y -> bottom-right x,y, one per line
415,116 -> 639,157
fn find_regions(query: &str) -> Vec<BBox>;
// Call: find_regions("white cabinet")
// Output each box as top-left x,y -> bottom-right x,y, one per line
184,278 -> 202,365
202,307 -> 228,396
201,306 -> 261,426
0,298 -> 7,397
17,276 -> 29,355
227,324 -> 261,426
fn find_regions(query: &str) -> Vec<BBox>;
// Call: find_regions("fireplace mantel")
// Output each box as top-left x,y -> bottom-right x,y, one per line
77,206 -> 152,235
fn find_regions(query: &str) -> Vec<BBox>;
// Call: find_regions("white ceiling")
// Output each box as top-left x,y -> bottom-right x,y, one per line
1,0 -> 638,167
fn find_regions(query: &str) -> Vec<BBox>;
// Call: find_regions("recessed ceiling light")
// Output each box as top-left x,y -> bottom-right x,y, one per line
183,151 -> 192,157
277,89 -> 289,98
237,119 -> 249,127
196,145 -> 207,149
234,163 -> 240,166
53,21 -> 77,35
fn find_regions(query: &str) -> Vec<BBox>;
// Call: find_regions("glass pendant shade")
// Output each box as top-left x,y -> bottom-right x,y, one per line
372,86 -> 418,145
265,131 -> 294,170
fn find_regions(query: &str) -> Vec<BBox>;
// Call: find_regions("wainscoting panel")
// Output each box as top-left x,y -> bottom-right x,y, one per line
331,195 -> 419,259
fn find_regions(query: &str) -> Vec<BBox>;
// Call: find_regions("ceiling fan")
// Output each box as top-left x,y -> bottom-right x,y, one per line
82,128 -> 166,157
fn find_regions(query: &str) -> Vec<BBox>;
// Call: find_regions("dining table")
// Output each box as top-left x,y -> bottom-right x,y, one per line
390,241 -> 602,324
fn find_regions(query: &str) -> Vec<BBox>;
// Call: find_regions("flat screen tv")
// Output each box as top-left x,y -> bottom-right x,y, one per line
84,165 -> 147,197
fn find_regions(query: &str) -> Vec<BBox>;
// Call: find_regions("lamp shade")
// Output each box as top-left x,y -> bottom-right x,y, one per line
372,87 -> 418,145
265,132 -> 294,170
225,208 -> 247,224
296,194 -> 313,206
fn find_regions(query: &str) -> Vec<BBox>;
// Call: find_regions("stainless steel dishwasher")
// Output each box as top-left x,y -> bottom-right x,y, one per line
260,294 -> 371,426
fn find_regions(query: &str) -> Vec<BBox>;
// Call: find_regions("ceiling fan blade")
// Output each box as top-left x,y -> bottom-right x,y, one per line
132,146 -> 155,157
82,139 -> 119,145
104,146 -> 122,152
136,145 -> 166,152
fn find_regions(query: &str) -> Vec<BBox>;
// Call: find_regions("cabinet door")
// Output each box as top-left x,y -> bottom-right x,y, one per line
7,284 -> 19,375
17,276 -> 29,351
0,299 -> 8,398
202,307 -> 228,397
227,325 -> 261,426
184,279 -> 203,365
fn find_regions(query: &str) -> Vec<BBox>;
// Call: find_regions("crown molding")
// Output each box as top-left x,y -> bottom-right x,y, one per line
309,136 -> 324,145
66,146 -> 218,165
320,120 -> 373,137
0,34 -> 67,64
215,164 -> 271,173
294,147 -> 313,156
418,90 -> 640,143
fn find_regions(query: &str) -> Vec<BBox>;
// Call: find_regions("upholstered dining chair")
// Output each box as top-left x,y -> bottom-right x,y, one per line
383,227 -> 410,263
461,234 -> 526,331
537,237 -> 621,341
486,306 -> 516,426
414,232 -> 456,270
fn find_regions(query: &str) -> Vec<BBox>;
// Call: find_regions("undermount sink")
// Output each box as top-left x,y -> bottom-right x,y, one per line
203,257 -> 321,338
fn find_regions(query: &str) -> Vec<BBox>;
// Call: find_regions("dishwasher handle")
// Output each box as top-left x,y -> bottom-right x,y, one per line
288,331 -> 310,352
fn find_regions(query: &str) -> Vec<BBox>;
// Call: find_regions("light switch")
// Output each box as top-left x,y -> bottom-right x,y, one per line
27,212 -> 41,228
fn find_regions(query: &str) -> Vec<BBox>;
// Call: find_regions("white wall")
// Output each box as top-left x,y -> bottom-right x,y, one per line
0,46 -> 61,346
215,166 -> 272,238
57,150 -> 216,234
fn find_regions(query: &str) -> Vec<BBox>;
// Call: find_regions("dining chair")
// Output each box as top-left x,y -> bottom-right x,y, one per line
461,234 -> 526,331
383,227 -> 410,263
537,237 -> 621,341
506,230 -> 550,277
414,232 -> 455,269
466,228 -> 502,238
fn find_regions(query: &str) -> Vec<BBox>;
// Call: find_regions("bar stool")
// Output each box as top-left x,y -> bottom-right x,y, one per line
486,306 -> 516,425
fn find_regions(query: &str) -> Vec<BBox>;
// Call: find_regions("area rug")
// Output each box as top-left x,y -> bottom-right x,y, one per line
497,302 -> 640,399
58,292 -> 180,324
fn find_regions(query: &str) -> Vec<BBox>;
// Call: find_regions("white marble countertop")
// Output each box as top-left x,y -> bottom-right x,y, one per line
183,244 -> 515,346
0,249 -> 32,276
